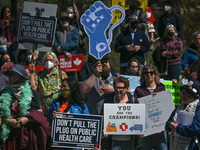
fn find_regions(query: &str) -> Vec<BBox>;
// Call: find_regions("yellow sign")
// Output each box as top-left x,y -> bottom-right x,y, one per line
111,0 -> 129,24
138,0 -> 148,13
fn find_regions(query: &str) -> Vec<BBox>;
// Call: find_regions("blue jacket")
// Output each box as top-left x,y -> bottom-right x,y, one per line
181,43 -> 198,70
54,25 -> 79,55
166,102 -> 200,150
47,97 -> 89,122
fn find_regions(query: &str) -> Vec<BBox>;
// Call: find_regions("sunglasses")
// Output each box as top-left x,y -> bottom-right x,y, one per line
144,71 -> 155,75
115,87 -> 126,90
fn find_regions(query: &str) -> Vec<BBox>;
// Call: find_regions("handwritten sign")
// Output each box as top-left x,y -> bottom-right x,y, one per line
51,113 -> 102,149
138,90 -> 175,136
104,104 -> 145,135
18,14 -> 57,45
122,75 -> 140,95
59,54 -> 84,72
163,80 -> 181,106
24,65 -> 45,75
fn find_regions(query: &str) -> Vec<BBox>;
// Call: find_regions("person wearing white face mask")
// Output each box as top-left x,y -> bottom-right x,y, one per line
54,12 -> 79,60
158,1 -> 183,40
29,52 -> 67,116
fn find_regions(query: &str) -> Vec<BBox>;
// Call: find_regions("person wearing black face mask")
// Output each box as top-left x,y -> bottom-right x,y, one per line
121,0 -> 147,32
154,24 -> 182,81
115,14 -> 150,74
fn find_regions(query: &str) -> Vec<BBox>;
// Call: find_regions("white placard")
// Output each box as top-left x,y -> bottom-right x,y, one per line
138,90 -> 175,136
104,104 -> 145,135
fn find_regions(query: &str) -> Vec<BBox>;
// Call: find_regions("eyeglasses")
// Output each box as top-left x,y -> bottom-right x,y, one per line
115,87 -> 126,90
144,71 -> 155,75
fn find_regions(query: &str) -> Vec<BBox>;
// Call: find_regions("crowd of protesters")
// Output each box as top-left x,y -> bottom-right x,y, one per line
0,0 -> 200,150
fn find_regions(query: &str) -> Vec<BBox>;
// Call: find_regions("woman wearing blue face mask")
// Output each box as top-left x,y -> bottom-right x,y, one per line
125,58 -> 141,76
47,78 -> 89,123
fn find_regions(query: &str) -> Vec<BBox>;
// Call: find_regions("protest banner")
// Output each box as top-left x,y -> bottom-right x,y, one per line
24,65 -> 45,75
18,2 -> 57,52
111,0 -> 129,24
81,1 -> 125,59
51,113 -> 102,149
18,14 -> 57,45
104,104 -> 145,135
121,75 -> 140,95
59,54 -> 84,72
138,90 -> 175,136
163,80 -> 181,106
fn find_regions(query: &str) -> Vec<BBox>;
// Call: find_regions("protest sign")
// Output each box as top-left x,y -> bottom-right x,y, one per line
138,90 -> 175,136
59,54 -> 84,72
121,75 -> 140,95
104,104 -> 145,135
24,65 -> 45,75
111,0 -> 129,24
18,2 -> 57,52
18,14 -> 57,45
52,113 -> 102,149
163,80 -> 181,106
81,1 -> 125,59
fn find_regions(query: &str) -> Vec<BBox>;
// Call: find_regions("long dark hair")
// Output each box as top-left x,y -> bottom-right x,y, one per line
62,78 -> 85,108
1,5 -> 13,20
0,52 -> 16,67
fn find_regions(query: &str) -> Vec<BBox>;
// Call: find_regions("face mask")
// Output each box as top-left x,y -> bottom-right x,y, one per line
68,13 -> 74,18
27,55 -> 36,62
131,22 -> 137,29
63,22 -> 69,27
0,45 -> 7,52
168,31 -> 174,37
45,61 -> 54,69
61,89 -> 70,98
165,6 -> 171,11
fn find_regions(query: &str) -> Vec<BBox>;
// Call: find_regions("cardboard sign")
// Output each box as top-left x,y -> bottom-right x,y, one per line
138,90 -> 175,137
122,75 -> 140,95
163,80 -> 181,106
104,104 -> 145,135
80,1 -> 125,59
18,14 -> 57,45
24,65 -> 45,75
59,54 -> 84,72
51,113 -> 102,149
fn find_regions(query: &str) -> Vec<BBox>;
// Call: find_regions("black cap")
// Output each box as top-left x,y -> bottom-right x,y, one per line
181,79 -> 199,99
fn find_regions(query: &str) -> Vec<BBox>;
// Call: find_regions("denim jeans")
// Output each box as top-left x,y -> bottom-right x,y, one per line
141,131 -> 168,150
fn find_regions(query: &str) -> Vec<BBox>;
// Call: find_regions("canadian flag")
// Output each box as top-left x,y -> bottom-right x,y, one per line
73,1 -> 80,19
147,7 -> 155,24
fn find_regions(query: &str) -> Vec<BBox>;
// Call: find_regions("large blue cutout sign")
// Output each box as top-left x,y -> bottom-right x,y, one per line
81,1 -> 125,59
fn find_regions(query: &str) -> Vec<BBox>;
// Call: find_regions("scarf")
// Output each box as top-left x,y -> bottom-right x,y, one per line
2,16 -> 12,42
170,99 -> 199,150
0,81 -> 32,142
